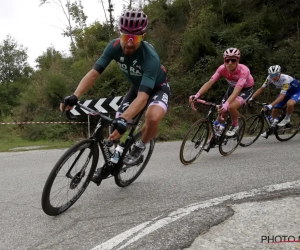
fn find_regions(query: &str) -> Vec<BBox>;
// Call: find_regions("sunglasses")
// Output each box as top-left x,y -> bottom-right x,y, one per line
269,73 -> 280,78
224,58 -> 237,63
120,33 -> 143,44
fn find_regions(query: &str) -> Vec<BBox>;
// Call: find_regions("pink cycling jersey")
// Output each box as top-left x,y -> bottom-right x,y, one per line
211,64 -> 254,88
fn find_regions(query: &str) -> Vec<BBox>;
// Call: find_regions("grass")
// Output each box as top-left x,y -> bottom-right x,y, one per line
0,136 -> 77,152
0,104 -> 202,152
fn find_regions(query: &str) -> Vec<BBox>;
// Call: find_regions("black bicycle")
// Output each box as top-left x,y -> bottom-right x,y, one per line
179,99 -> 246,165
41,102 -> 155,216
240,100 -> 300,147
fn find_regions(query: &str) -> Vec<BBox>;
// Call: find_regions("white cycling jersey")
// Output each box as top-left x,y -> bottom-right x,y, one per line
262,73 -> 294,94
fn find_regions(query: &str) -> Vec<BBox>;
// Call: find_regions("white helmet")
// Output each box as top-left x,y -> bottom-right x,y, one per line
223,48 -> 240,59
268,65 -> 281,74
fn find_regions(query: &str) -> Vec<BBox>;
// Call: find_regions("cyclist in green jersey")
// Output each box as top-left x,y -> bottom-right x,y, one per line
61,9 -> 170,181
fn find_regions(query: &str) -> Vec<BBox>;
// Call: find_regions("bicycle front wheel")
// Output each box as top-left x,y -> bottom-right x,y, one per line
219,115 -> 245,156
41,139 -> 99,216
240,114 -> 264,147
275,110 -> 300,141
114,131 -> 155,187
179,118 -> 209,165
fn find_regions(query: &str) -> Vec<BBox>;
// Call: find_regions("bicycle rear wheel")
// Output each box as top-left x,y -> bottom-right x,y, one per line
114,131 -> 155,187
41,139 -> 99,216
179,118 -> 209,165
219,115 -> 245,156
275,110 -> 300,141
240,114 -> 264,147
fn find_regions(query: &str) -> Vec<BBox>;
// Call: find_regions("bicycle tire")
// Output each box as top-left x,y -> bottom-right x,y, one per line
114,131 -> 155,187
275,110 -> 300,141
240,114 -> 264,147
179,118 -> 209,165
41,139 -> 99,216
219,115 -> 245,156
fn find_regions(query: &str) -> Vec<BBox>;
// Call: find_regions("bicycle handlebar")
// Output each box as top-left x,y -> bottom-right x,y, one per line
190,98 -> 225,121
190,98 -> 221,111
63,102 -> 114,124
249,100 -> 268,106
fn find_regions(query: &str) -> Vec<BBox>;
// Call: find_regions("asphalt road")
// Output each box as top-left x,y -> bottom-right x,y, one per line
0,135 -> 299,250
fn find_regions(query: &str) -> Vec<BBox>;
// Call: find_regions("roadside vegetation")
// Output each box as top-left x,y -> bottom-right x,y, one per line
1,0 -> 300,151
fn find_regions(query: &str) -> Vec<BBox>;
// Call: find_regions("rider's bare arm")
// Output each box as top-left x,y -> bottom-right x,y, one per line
74,69 -> 100,98
250,87 -> 265,100
196,79 -> 216,96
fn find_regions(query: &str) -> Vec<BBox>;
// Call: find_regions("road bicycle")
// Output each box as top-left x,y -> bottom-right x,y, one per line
240,100 -> 300,147
179,99 -> 246,165
41,102 -> 155,216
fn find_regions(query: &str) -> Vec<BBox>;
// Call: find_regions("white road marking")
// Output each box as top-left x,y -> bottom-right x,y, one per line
91,180 -> 300,250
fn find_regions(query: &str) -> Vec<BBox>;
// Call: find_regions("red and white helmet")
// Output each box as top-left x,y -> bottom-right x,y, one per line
223,48 -> 241,59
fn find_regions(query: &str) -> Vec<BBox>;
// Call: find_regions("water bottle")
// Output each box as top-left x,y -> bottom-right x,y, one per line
106,140 -> 115,156
213,120 -> 220,134
218,123 -> 225,135
110,144 -> 124,164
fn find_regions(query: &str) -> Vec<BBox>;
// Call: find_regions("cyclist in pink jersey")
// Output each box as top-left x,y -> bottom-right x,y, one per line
190,48 -> 254,136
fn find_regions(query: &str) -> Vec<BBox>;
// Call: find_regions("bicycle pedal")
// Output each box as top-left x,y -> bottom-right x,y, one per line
91,174 -> 102,186
91,167 -> 109,186
100,168 -> 111,179
93,178 -> 102,186
203,144 -> 212,152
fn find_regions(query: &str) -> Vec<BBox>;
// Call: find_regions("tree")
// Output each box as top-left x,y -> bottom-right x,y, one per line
0,35 -> 32,84
35,46 -> 64,70
39,0 -> 87,50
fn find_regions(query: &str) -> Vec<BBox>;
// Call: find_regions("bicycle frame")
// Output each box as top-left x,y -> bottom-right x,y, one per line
191,99 -> 226,149
68,102 -> 145,176
252,101 -> 285,136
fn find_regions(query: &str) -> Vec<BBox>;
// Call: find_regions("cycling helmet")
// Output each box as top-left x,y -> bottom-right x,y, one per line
223,48 -> 241,59
119,9 -> 148,35
268,65 -> 281,74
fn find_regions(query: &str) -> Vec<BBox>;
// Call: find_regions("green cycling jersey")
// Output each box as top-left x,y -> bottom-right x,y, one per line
94,38 -> 167,94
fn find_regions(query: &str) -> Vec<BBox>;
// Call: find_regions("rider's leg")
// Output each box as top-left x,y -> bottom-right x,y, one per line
124,103 -> 167,166
141,104 -> 166,143
228,99 -> 241,124
286,99 -> 296,116
124,83 -> 170,165
225,99 -> 242,136
271,108 -> 281,120
277,99 -> 296,126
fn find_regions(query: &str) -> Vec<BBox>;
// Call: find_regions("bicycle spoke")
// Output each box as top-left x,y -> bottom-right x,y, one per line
114,132 -> 155,187
219,116 -> 245,156
240,115 -> 264,147
179,119 -> 209,165
275,111 -> 300,141
42,139 -> 98,216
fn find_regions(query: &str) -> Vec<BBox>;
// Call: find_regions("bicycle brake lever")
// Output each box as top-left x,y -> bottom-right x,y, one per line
61,101 -> 77,120
191,102 -> 197,111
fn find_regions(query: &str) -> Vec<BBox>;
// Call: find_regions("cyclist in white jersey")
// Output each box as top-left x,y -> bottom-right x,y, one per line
250,65 -> 300,138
